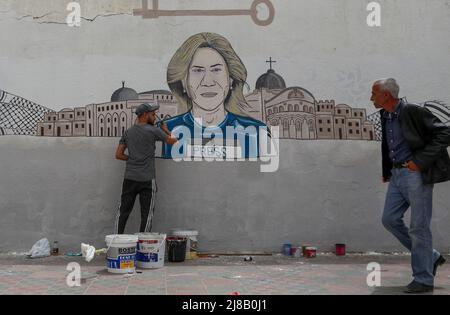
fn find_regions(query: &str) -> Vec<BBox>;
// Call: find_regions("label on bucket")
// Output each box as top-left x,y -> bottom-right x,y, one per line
107,246 -> 136,270
136,252 -> 158,263
138,240 -> 160,252
107,255 -> 136,270
107,246 -> 136,259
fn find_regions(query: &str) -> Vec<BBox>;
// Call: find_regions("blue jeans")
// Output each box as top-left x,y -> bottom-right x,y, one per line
382,168 -> 440,286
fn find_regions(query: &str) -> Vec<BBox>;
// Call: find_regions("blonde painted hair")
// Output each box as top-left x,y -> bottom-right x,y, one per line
167,32 -> 250,115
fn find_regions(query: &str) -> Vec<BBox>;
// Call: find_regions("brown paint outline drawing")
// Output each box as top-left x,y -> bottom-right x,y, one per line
133,0 -> 275,26
2,39 -> 449,141
2,89 -> 449,142
0,89 -> 52,136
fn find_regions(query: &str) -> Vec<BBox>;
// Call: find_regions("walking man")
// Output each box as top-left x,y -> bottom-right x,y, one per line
115,103 -> 177,234
371,78 -> 450,293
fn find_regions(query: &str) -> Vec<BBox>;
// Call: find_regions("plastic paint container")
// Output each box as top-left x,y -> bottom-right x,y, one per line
166,237 -> 187,262
302,245 -> 312,256
335,244 -> 346,256
169,229 -> 198,260
292,247 -> 303,258
304,247 -> 317,258
135,233 -> 166,269
283,243 -> 292,256
105,235 -> 138,274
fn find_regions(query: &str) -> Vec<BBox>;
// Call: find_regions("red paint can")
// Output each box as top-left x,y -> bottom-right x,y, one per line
302,245 -> 311,256
335,244 -> 346,256
304,247 -> 317,258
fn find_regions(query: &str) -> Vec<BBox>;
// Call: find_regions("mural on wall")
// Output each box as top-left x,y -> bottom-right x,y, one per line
423,101 -> 450,126
0,89 -> 53,136
161,32 -> 269,159
365,100 -> 450,142
23,33 -> 378,145
2,30 -> 449,155
28,35 -> 379,147
35,82 -> 178,138
133,0 -> 275,27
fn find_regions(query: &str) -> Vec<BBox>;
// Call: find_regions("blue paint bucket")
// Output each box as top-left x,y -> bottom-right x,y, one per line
283,243 -> 292,256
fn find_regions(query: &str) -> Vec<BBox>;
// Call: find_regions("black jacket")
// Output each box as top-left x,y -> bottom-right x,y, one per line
381,101 -> 450,184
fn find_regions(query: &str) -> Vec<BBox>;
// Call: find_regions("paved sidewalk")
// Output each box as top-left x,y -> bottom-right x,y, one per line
0,254 -> 449,295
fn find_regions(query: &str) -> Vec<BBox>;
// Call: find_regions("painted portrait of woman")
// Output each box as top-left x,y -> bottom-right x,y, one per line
160,32 -> 269,159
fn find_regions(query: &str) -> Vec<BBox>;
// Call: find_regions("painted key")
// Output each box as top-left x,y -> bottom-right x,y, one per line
133,0 -> 275,26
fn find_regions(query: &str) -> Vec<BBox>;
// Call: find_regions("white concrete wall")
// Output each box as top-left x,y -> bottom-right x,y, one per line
0,1 -> 449,252
1,136 -> 450,253
0,0 -> 449,109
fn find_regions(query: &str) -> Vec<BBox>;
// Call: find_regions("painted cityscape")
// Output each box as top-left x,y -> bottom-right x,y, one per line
1,66 -> 449,141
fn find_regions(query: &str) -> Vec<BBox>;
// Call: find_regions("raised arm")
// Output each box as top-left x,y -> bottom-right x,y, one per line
160,122 -> 178,145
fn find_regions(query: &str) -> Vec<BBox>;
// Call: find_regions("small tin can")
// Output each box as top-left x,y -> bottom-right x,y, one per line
302,245 -> 311,256
304,247 -> 317,258
283,243 -> 292,256
292,247 -> 302,258
52,241 -> 59,256
335,244 -> 346,256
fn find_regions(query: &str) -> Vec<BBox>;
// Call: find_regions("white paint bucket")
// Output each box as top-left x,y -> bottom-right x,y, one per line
135,233 -> 166,269
105,235 -> 138,274
169,229 -> 198,260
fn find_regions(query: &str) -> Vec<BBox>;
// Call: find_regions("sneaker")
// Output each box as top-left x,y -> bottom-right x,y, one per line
433,255 -> 446,276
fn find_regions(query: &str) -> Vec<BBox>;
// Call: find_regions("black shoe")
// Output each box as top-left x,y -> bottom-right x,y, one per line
404,281 -> 434,294
433,255 -> 446,276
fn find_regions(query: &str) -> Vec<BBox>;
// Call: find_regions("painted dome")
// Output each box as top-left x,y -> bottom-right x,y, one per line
256,69 -> 286,90
111,81 -> 139,102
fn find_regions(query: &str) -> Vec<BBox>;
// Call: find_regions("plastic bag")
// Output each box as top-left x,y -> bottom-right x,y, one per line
81,243 -> 96,262
27,238 -> 51,259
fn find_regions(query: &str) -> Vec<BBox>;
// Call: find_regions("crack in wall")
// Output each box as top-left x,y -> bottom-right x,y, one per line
16,12 -> 58,21
0,0 -> 136,24
82,13 -> 133,22
11,12 -> 133,24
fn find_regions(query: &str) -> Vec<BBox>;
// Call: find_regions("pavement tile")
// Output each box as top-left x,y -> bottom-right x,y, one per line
45,287 -> 87,295
3,285 -> 50,295
11,265 -> 46,272
30,271 -> 66,279
0,255 -> 449,295
84,286 -> 128,295
128,278 -> 165,286
0,275 -> 25,285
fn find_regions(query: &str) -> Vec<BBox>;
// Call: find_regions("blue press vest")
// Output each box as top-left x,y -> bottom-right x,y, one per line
159,111 -> 268,159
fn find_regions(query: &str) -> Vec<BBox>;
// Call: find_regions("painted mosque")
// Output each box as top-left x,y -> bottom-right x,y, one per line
36,67 -> 376,141
37,82 -> 178,138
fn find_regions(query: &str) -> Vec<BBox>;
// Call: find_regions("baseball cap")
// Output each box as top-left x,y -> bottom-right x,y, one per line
135,103 -> 160,116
